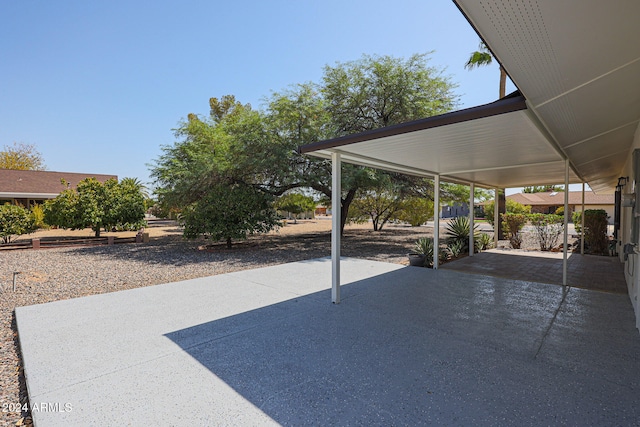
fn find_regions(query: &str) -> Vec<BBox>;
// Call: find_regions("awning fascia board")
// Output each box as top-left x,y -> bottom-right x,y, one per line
298,95 -> 528,155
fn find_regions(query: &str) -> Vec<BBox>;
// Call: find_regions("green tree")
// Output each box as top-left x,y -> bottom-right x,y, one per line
181,182 -> 280,248
397,197 -> 434,226
0,203 -> 36,244
151,53 -> 458,238
465,41 -> 507,99
523,185 -> 564,193
0,142 -> 46,170
314,53 -> 457,233
43,178 -> 146,237
275,193 -> 316,223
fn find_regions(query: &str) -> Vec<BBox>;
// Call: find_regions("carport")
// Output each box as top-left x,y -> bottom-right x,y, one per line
299,0 -> 640,307
299,93 -> 584,303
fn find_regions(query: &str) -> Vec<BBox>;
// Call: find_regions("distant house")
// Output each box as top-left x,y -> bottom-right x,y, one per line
441,202 -> 470,218
508,191 -> 615,223
0,169 -> 118,207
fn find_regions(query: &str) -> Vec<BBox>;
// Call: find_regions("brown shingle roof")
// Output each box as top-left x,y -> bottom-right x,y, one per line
508,191 -> 613,206
0,169 -> 118,195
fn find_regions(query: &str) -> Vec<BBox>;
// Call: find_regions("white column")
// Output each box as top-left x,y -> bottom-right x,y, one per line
581,182 -> 585,255
494,188 -> 499,246
434,175 -> 440,269
331,152 -> 341,304
563,159 -> 569,288
469,182 -> 475,256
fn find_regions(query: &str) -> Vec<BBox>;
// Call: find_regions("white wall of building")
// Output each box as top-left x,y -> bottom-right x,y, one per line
620,122 -> 640,330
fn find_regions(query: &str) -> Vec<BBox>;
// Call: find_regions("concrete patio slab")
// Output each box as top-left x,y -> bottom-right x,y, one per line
442,249 -> 627,294
15,257 -> 640,426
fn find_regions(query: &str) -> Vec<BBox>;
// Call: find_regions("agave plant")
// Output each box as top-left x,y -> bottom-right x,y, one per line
447,239 -> 464,258
445,216 -> 479,249
475,232 -> 494,251
413,237 -> 434,267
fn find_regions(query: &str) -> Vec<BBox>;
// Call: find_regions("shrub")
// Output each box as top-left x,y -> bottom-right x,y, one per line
484,199 -> 531,226
439,247 -> 450,264
572,211 -> 582,233
501,213 -> 528,249
554,206 -> 564,216
0,203 -> 36,244
447,239 -> 464,258
445,216 -> 478,251
30,204 -> 48,229
583,209 -> 609,255
528,213 -> 564,251
398,197 -> 433,226
414,237 -> 434,267
475,232 -> 493,251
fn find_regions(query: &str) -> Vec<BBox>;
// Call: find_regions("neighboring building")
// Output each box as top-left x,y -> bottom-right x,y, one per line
0,169 -> 118,207
508,191 -> 614,222
441,202 -> 470,218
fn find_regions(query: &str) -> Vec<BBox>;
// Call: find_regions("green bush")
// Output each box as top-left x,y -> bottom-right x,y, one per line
554,206 -> 564,216
572,211 -> 582,233
398,197 -> 433,226
484,199 -> 531,227
501,213 -> 528,249
583,209 -> 609,255
475,232 -> 493,251
528,213 -> 564,251
0,203 -> 36,244
30,204 -> 48,229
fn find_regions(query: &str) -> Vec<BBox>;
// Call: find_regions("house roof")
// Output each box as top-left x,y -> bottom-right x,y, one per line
0,169 -> 117,199
508,191 -> 614,207
299,1 -> 640,194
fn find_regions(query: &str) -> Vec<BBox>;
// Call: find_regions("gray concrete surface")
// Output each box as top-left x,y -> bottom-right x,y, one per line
15,257 -> 640,426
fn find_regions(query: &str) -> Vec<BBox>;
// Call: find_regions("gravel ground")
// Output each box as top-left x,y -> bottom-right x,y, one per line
0,219 -> 571,426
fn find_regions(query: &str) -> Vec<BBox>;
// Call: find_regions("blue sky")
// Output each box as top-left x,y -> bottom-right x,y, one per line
1,0 -> 516,191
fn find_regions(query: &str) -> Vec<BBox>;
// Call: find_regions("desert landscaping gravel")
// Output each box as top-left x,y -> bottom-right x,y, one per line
0,219 -> 568,426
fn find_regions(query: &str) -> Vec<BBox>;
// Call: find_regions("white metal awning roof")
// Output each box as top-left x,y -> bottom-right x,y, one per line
300,94 -> 580,189
300,1 -> 640,193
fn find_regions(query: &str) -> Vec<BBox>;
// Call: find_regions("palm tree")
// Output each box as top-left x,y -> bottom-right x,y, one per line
120,177 -> 149,198
465,41 -> 507,99
465,41 -> 508,239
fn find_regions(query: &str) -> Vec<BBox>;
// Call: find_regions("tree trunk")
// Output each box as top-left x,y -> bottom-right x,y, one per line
499,66 -> 507,98
340,188 -> 358,236
94,226 -> 101,237
226,236 -> 232,249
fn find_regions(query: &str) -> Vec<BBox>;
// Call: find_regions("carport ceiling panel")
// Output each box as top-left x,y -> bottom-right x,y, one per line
534,60 -> 640,148
457,1 -> 640,108
338,111 -> 561,176
564,124 -> 638,168
450,161 -> 580,189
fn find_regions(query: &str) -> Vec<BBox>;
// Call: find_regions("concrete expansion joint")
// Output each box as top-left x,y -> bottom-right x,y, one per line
534,287 -> 572,359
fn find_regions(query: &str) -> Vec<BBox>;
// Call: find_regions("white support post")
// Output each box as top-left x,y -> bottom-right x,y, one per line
469,182 -> 475,256
434,175 -> 440,269
494,188 -> 499,246
563,159 -> 569,288
331,152 -> 341,304
581,182 -> 585,255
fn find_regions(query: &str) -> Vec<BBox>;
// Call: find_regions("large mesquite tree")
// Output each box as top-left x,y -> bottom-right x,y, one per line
151,53 -> 459,238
